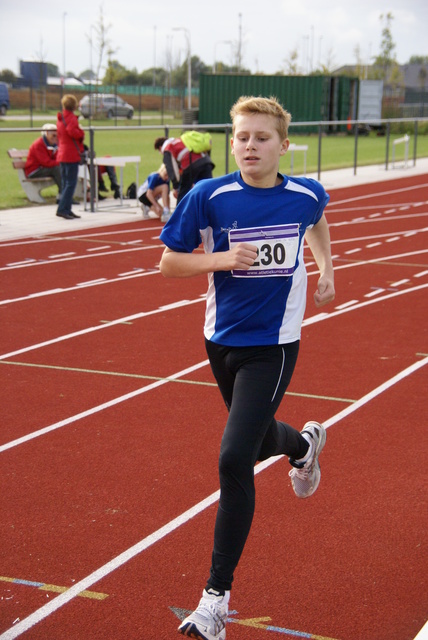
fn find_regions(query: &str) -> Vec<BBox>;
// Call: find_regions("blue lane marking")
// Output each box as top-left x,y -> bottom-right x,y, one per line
14,579 -> 44,587
267,626 -> 312,637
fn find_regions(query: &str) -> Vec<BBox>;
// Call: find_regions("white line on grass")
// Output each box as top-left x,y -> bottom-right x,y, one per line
1,355 -> 426,639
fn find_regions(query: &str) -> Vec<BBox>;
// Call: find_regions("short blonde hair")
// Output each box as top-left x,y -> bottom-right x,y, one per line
230,96 -> 291,140
158,163 -> 168,180
61,94 -> 78,111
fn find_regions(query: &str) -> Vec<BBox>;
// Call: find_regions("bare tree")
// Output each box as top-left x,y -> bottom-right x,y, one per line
282,48 -> 300,75
353,44 -> 366,80
92,5 -> 117,84
372,12 -> 396,81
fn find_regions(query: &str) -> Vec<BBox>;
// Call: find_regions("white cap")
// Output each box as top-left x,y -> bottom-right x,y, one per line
41,123 -> 57,135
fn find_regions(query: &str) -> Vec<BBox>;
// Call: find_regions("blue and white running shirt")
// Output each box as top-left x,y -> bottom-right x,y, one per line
137,171 -> 169,199
160,171 -> 329,347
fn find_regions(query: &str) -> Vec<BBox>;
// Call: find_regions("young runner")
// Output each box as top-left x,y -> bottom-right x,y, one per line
159,95 -> 335,640
137,164 -> 171,222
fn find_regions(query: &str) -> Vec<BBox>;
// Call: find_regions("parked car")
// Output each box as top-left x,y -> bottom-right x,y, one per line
79,94 -> 134,119
0,82 -> 10,115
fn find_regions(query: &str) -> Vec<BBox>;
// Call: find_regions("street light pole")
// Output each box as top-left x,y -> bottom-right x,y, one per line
213,40 -> 233,74
62,12 -> 67,84
173,27 -> 191,110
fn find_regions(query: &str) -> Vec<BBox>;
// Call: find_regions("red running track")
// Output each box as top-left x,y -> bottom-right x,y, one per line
0,175 -> 427,640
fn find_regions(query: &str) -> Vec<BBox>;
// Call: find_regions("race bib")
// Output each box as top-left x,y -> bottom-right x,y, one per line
229,223 -> 300,277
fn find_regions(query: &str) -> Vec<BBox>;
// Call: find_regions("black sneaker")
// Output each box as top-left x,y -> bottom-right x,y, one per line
56,212 -> 74,220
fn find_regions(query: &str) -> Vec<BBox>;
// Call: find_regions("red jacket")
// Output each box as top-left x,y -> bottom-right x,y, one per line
161,137 -> 203,170
161,137 -> 204,188
24,136 -> 59,177
57,109 -> 85,163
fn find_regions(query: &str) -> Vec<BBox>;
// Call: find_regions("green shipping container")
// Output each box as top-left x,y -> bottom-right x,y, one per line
199,74 -> 356,132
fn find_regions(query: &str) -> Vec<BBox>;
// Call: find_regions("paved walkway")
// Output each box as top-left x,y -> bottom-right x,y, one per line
1,158 -> 427,242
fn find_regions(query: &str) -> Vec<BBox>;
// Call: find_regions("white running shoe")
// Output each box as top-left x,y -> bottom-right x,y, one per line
140,203 -> 150,219
178,588 -> 230,639
161,208 -> 171,223
288,421 -> 326,498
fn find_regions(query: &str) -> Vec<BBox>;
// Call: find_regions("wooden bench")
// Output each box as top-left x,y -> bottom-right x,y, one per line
7,149 -> 85,204
8,148 -> 57,203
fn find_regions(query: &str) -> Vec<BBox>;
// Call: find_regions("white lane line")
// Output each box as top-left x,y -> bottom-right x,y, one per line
48,253 -> 76,259
3,283 -> 428,364
0,297 -> 205,361
6,259 -> 37,266
0,270 -> 158,306
329,213 -> 427,227
86,246 -> 111,252
390,279 -> 410,287
118,269 -> 145,276
328,182 -> 428,206
1,355 -> 426,640
0,360 -> 210,455
322,356 -> 428,430
364,288 -> 386,298
76,278 -> 107,286
0,246 -> 158,271
328,228 -> 428,247
27,289 -> 64,298
344,248 -> 362,254
0,228 -> 155,249
413,620 -> 428,640
320,249 -> 428,274
303,283 -> 428,323
2,246 -> 426,307
335,300 -> 359,310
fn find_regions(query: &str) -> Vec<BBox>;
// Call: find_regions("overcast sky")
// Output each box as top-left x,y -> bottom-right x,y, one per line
1,0 -> 427,79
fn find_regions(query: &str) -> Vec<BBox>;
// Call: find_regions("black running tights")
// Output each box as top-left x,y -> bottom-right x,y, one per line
204,339 -> 309,593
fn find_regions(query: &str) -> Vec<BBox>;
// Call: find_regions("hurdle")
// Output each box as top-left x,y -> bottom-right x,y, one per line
288,143 -> 308,176
392,134 -> 410,169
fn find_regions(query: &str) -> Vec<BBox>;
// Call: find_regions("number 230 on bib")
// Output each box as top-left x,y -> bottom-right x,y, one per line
229,223 -> 300,278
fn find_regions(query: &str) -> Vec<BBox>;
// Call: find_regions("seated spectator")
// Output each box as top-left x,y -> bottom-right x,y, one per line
24,124 -> 62,199
97,161 -> 121,200
154,136 -> 214,203
137,164 -> 171,222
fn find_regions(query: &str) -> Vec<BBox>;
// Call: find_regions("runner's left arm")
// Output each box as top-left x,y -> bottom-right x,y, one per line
305,214 -> 335,307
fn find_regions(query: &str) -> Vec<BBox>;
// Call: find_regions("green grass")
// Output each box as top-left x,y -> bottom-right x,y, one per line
1,118 -> 428,210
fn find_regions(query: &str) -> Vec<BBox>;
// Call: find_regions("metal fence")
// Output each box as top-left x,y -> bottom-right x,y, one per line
2,117 -> 428,207
76,116 -> 425,180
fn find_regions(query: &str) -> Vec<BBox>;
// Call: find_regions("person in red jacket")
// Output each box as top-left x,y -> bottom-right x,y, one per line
56,94 -> 84,219
154,136 -> 214,203
25,124 -> 62,198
